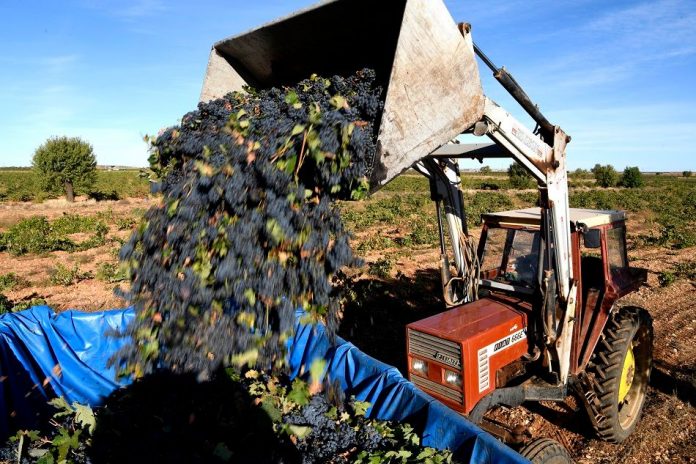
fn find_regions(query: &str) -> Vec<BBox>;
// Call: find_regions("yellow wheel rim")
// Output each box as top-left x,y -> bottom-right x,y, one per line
619,344 -> 635,403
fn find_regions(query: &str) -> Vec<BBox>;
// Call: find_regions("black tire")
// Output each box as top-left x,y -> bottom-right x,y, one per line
519,438 -> 573,464
586,306 -> 653,443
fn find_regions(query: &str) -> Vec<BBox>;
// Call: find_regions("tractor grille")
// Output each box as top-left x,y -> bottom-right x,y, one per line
408,330 -> 462,369
411,374 -> 463,404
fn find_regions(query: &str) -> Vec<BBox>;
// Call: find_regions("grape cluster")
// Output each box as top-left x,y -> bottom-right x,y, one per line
283,395 -> 386,463
112,70 -> 382,378
0,446 -> 32,464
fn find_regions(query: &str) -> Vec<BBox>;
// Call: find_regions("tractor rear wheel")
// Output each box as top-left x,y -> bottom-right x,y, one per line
519,438 -> 573,464
586,306 -> 653,442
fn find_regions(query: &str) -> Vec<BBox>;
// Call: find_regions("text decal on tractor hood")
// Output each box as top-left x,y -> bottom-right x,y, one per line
477,329 -> 527,393
435,352 -> 461,368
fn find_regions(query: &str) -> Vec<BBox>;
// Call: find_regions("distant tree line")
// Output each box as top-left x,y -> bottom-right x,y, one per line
504,162 -> 647,189
591,164 -> 644,188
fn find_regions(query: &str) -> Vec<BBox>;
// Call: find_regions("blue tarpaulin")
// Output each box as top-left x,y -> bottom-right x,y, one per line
0,306 -> 526,463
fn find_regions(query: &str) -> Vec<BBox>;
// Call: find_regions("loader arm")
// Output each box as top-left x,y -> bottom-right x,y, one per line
424,96 -> 576,383
478,97 -> 576,384
424,32 -> 577,384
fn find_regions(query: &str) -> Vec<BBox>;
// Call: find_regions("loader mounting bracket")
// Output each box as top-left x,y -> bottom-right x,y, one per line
468,379 -> 567,424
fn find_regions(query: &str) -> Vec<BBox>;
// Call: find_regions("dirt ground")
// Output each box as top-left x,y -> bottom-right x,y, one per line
0,197 -> 156,310
0,198 -> 694,463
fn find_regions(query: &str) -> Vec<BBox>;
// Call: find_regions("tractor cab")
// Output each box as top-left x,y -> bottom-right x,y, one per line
478,207 -> 645,309
477,208 -> 646,369
407,207 -> 650,445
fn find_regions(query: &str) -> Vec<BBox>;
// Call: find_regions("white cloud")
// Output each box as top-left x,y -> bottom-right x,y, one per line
478,0 -> 696,94
559,0 -> 696,75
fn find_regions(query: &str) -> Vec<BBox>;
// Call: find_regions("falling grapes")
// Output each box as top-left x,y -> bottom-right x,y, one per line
112,70 -> 382,379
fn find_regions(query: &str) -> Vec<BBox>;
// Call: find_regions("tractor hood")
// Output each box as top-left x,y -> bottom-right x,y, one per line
408,296 -> 530,343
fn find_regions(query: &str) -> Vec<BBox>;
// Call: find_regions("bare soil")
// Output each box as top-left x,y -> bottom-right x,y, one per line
0,197 -> 156,311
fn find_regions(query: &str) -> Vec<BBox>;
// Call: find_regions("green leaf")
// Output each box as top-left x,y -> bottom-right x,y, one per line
48,397 -> 72,418
291,124 -> 306,136
309,358 -> 326,386
353,400 -> 371,417
416,448 -> 437,460
28,448 -> 49,458
52,428 -> 80,462
231,348 -> 258,367
260,400 -> 282,422
329,95 -> 348,109
73,403 -> 96,435
11,429 -> 40,443
287,379 -> 310,407
284,91 -> 300,106
243,288 -> 256,306
325,406 -> 338,420
266,218 -> 286,244
167,199 -> 180,218
282,154 -> 298,175
213,442 -> 233,461
194,259 -> 212,282
195,160 -> 214,177
37,452 -> 55,464
287,424 -> 312,439
237,311 -> 256,329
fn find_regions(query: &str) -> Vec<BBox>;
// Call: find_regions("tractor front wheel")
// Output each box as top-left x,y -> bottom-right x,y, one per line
519,438 -> 572,464
586,306 -> 653,442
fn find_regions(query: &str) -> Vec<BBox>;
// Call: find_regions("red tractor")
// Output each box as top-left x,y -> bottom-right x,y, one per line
407,208 -> 652,462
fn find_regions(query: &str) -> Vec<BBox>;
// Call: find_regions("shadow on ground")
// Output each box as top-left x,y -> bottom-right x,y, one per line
650,360 -> 696,407
338,269 -> 445,373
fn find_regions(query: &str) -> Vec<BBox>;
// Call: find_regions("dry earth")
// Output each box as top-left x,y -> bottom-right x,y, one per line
0,197 -> 156,310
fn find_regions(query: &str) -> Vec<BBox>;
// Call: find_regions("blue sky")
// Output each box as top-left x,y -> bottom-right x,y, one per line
1,0 -> 694,171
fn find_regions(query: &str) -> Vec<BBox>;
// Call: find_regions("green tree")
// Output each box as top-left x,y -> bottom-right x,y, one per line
591,164 -> 618,188
32,136 -> 97,202
684,171 -> 692,178
507,162 -> 534,189
571,168 -> 591,178
479,165 -> 492,174
620,166 -> 644,188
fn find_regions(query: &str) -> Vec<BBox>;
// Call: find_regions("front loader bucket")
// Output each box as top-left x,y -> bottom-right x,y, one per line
200,0 -> 485,191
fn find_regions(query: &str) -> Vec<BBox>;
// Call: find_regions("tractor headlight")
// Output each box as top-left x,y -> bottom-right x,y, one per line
411,358 -> 428,376
444,370 -> 462,387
